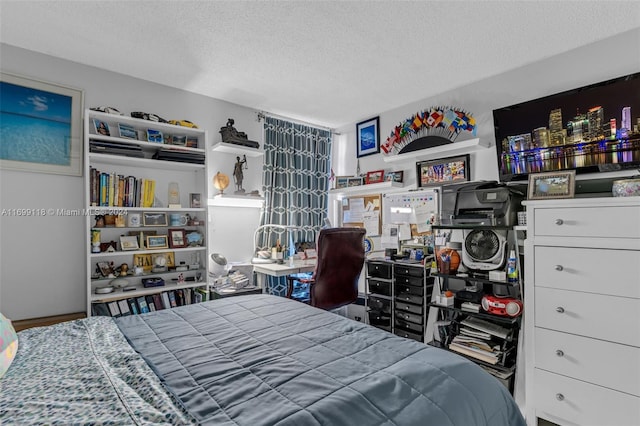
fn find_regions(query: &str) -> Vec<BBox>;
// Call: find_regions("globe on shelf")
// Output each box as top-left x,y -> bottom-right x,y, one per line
213,171 -> 230,195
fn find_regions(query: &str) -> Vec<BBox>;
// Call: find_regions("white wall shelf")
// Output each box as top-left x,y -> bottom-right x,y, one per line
212,142 -> 263,157
208,194 -> 265,208
330,181 -> 404,196
382,138 -> 489,164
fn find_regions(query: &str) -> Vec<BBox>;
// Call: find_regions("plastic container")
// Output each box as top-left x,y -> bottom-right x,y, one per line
506,250 -> 518,283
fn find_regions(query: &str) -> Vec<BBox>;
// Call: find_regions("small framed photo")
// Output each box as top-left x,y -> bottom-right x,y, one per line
172,135 -> 187,146
146,235 -> 169,250
348,176 -> 364,187
93,119 -> 110,136
190,193 -> 201,208
96,261 -> 114,277
118,123 -> 137,139
168,228 -> 187,248
366,170 -> 385,184
385,171 -> 404,183
528,170 -> 576,200
416,154 -> 470,188
119,235 -> 139,251
356,116 -> 380,158
335,176 -> 350,189
142,212 -> 168,227
146,129 -> 163,143
185,136 -> 199,148
185,231 -> 204,246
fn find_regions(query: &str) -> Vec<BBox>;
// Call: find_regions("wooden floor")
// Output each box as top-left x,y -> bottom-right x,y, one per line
12,312 -> 86,332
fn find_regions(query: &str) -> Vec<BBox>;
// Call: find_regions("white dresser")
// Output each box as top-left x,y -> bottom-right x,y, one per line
524,197 -> 640,426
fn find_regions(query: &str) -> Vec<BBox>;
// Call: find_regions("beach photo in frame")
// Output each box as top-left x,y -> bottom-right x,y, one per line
0,72 -> 84,176
385,171 -> 404,183
365,170 -> 385,184
146,235 -> 169,250
356,116 -> 380,158
528,170 -> 576,200
416,154 -> 470,188
118,123 -> 137,139
335,176 -> 350,189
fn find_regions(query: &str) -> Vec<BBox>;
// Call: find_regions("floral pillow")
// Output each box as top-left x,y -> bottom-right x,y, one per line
0,312 -> 18,378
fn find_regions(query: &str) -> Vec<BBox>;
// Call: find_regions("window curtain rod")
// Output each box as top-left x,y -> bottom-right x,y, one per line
256,110 -> 334,133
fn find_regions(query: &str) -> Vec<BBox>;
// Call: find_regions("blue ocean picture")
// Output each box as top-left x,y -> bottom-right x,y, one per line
360,124 -> 375,149
0,81 -> 72,166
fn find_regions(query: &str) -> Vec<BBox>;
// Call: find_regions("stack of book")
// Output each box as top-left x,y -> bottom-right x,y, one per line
92,287 -> 209,317
89,168 -> 156,207
448,317 -> 510,365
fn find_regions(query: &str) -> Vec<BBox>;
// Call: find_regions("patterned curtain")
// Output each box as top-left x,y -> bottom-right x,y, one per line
259,116 -> 332,295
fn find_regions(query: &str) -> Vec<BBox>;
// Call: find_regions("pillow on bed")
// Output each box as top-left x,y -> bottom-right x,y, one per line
0,312 -> 18,378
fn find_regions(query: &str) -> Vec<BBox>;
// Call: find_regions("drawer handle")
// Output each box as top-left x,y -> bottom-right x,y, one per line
556,307 -> 565,313
556,393 -> 564,401
556,349 -> 564,357
555,219 -> 564,225
555,265 -> 564,271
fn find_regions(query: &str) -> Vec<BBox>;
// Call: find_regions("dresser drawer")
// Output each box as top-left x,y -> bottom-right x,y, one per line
394,264 -> 425,278
367,278 -> 392,297
395,301 -> 423,316
535,328 -> 640,396
535,287 -> 640,346
534,206 -> 640,239
394,274 -> 424,287
534,246 -> 640,298
395,293 -> 423,306
534,369 -> 640,426
367,261 -> 392,279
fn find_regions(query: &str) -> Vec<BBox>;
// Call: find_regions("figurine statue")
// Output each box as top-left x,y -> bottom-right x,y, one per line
219,118 -> 259,149
233,155 -> 247,193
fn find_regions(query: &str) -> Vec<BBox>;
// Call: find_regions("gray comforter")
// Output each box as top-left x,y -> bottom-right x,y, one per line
116,294 -> 525,426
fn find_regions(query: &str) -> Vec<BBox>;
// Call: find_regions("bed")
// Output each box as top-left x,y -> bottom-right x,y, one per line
1,294 -> 525,425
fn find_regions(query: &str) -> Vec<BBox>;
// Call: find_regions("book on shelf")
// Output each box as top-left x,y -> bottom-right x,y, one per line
168,290 -> 177,308
161,292 -> 172,309
153,293 -> 164,311
117,299 -> 131,316
449,341 -> 500,365
146,295 -> 156,312
460,317 -> 510,340
128,298 -> 139,315
107,301 -> 121,317
92,302 -> 110,317
89,167 -> 156,208
136,296 -> 150,313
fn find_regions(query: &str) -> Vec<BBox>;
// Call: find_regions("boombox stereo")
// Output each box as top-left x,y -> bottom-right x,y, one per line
481,295 -> 522,317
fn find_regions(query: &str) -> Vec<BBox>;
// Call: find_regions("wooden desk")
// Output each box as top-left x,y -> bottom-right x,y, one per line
253,259 -> 316,290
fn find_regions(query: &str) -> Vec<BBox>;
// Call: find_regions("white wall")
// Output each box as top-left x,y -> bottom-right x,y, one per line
0,44 -> 262,320
332,28 -> 640,198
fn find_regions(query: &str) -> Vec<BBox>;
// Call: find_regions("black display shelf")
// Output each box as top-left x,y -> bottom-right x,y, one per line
432,272 -> 521,287
427,341 -> 517,373
428,303 -> 520,325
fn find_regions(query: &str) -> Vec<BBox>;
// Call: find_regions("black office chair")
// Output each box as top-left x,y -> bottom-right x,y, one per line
286,227 -> 366,310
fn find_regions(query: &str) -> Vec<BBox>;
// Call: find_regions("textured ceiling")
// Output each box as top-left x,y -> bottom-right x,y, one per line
1,1 -> 639,129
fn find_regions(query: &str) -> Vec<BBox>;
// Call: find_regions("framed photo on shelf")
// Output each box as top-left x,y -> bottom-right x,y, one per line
168,228 -> 187,248
146,235 -> 169,250
356,116 -> 380,158
416,154 -> 470,188
189,193 -> 201,208
118,123 -> 137,139
385,171 -> 404,183
142,212 -> 168,227
528,170 -> 576,200
146,129 -> 163,143
96,261 -> 114,277
94,119 -> 110,136
119,235 -> 139,251
335,176 -> 350,189
0,72 -> 83,176
186,136 -> 198,148
366,170 -> 385,184
347,176 -> 364,187
172,135 -> 187,146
